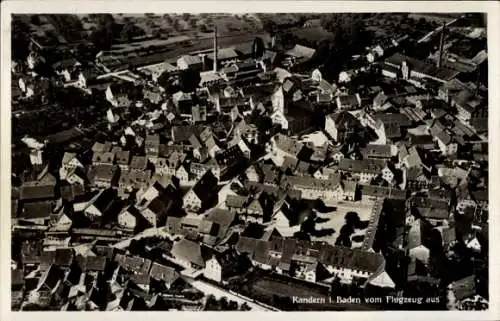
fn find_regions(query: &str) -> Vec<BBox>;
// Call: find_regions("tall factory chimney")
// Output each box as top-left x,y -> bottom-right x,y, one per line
213,26 -> 218,72
437,22 -> 446,68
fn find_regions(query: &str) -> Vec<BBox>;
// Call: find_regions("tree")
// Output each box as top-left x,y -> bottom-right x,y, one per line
240,302 -> 251,311
189,18 -> 198,29
11,17 -> 31,61
172,19 -> 181,32
262,20 -> 277,37
227,300 -> 238,311
90,14 -> 116,50
219,296 -> 229,310
120,22 -> 145,42
204,294 -> 220,311
30,15 -> 41,25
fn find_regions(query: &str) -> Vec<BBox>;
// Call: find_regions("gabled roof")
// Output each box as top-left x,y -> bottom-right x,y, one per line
338,158 -> 387,174
20,174 -> 56,201
18,201 -> 53,220
451,275 -> 477,301
272,134 -> 304,156
171,238 -> 210,267
149,262 -> 179,285
178,55 -> 202,65
36,264 -> 63,292
225,194 -> 249,209
208,48 -> 238,61
361,144 -> 393,159
285,44 -> 316,60
327,111 -> 361,129
190,170 -> 218,202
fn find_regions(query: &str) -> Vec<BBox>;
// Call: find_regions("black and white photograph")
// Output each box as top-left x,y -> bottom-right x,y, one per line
2,1 -> 498,317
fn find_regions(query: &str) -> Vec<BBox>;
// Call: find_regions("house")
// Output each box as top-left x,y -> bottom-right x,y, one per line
225,194 -> 249,214
450,89 -> 486,122
384,53 -> 459,84
149,262 -> 180,289
105,83 -> 134,108
409,134 -> 435,150
338,158 -> 388,183
175,164 -> 190,184
284,44 -> 316,66
143,88 -> 163,104
172,91 -> 193,115
17,201 -> 54,225
325,111 -> 363,144
115,150 -> 131,170
145,135 -> 160,163
59,152 -> 84,180
282,174 -> 353,201
204,208 -> 236,240
203,248 -> 251,284
409,196 -> 450,226
183,170 -> 218,212
82,188 -> 117,221
114,254 -> 152,276
30,265 -> 64,306
366,45 -> 384,63
88,164 -> 120,188
361,144 -> 394,161
207,48 -> 239,69
359,184 -> 406,202
92,141 -> 112,154
129,156 -> 148,171
60,183 -> 86,202
265,134 -> 304,167
92,152 -> 115,166
140,196 -> 180,227
117,206 -> 145,231
117,169 -> 152,198
19,172 -> 57,202
433,130 -> 458,156
336,94 -> 362,111
245,165 -> 261,182
170,238 -> 211,269
177,55 -> 203,71
449,275 -> 487,310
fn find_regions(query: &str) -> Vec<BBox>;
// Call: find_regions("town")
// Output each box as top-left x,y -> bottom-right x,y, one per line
10,13 -> 488,311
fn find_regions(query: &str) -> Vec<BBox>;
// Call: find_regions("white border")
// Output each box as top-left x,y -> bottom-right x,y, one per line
1,1 -> 499,321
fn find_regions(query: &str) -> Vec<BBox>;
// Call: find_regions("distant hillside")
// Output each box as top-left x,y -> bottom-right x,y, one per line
13,14 -> 86,46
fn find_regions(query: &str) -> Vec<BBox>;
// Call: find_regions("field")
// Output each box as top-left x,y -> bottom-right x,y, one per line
311,200 -> 376,247
114,13 -> 264,38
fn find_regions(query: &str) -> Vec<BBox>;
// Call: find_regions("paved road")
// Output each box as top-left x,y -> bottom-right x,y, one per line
181,276 -> 278,311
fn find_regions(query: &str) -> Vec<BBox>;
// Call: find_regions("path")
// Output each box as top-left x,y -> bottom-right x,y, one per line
181,276 -> 279,311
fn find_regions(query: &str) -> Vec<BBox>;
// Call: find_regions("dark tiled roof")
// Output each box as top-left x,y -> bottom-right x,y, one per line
171,238 -> 210,267
149,262 -> 179,285
451,275 -> 477,301
18,201 -> 53,220
338,158 -> 387,174
385,53 -> 458,81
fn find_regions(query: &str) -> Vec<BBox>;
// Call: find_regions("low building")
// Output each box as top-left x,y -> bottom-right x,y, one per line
182,170 -> 218,212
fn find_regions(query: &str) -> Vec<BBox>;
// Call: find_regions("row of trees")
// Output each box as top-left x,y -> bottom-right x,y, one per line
204,295 -> 251,311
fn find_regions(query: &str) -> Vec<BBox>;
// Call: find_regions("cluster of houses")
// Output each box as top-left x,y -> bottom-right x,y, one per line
11,16 -> 488,311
